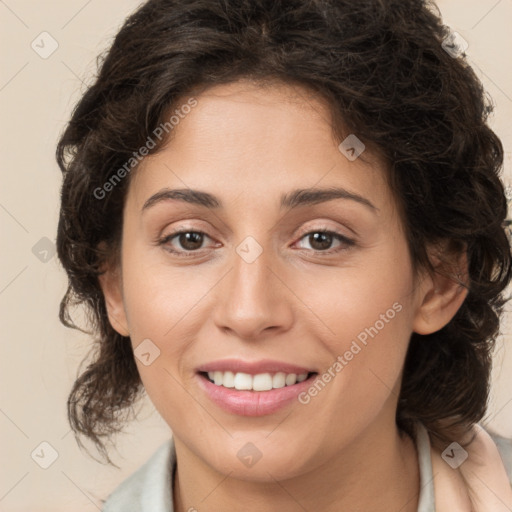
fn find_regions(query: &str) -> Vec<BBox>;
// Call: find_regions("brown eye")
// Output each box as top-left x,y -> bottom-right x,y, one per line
295,230 -> 355,253
308,232 -> 334,251
158,230 -> 214,255
176,232 -> 204,251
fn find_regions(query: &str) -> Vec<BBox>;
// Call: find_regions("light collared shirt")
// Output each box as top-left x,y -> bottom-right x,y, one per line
102,423 -> 511,512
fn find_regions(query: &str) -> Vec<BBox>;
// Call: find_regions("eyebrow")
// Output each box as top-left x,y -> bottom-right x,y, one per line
141,187 -> 377,213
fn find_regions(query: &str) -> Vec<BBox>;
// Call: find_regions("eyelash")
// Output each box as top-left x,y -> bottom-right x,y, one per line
157,228 -> 355,257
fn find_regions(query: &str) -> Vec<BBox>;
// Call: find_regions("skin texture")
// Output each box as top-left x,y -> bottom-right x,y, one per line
99,80 -> 468,512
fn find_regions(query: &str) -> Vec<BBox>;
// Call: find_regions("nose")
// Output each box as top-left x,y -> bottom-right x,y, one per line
212,243 -> 294,341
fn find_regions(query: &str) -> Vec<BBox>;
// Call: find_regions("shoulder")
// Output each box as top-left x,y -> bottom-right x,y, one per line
102,438 -> 175,512
429,425 -> 512,512
491,432 -> 512,483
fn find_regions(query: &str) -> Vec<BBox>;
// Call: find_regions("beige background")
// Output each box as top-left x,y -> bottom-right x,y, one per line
0,1 -> 511,510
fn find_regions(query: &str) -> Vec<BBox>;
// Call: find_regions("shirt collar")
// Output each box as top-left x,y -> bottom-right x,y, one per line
104,427 -> 434,512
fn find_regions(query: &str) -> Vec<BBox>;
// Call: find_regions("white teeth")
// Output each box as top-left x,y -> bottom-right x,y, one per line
213,371 -> 223,386
253,373 -> 273,391
285,373 -> 297,386
222,371 -> 235,388
205,371 -> 311,390
234,372 -> 253,390
272,372 -> 286,389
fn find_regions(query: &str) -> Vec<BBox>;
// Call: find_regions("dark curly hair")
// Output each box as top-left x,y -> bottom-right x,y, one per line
56,0 -> 511,463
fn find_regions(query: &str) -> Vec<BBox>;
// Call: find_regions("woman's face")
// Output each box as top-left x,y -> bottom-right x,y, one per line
108,80 -> 428,480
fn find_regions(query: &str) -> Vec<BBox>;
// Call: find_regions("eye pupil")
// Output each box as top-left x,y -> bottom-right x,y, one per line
179,232 -> 203,250
309,232 -> 332,250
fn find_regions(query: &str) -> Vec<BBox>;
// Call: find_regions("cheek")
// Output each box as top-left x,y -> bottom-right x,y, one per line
295,243 -> 415,407
306,292 -> 411,403
121,247 -> 211,342
119,247 -> 221,398
299,247 -> 414,355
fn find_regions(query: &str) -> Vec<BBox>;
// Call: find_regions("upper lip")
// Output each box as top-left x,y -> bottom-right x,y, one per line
196,359 -> 315,375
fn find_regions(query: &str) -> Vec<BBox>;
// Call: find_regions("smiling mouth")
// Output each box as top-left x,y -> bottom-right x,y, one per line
199,371 -> 318,391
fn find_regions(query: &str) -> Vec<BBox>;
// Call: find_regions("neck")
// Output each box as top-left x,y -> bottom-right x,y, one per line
172,421 -> 420,512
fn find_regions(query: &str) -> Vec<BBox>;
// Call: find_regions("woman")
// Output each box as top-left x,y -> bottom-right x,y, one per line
56,0 -> 512,510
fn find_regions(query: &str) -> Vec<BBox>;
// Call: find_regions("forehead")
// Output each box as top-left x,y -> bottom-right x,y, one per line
127,80 -> 392,214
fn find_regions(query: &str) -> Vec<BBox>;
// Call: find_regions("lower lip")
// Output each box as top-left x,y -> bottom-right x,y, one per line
197,373 -> 317,416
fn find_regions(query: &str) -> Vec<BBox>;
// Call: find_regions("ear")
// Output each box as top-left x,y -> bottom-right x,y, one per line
97,258 -> 130,337
412,243 -> 468,335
